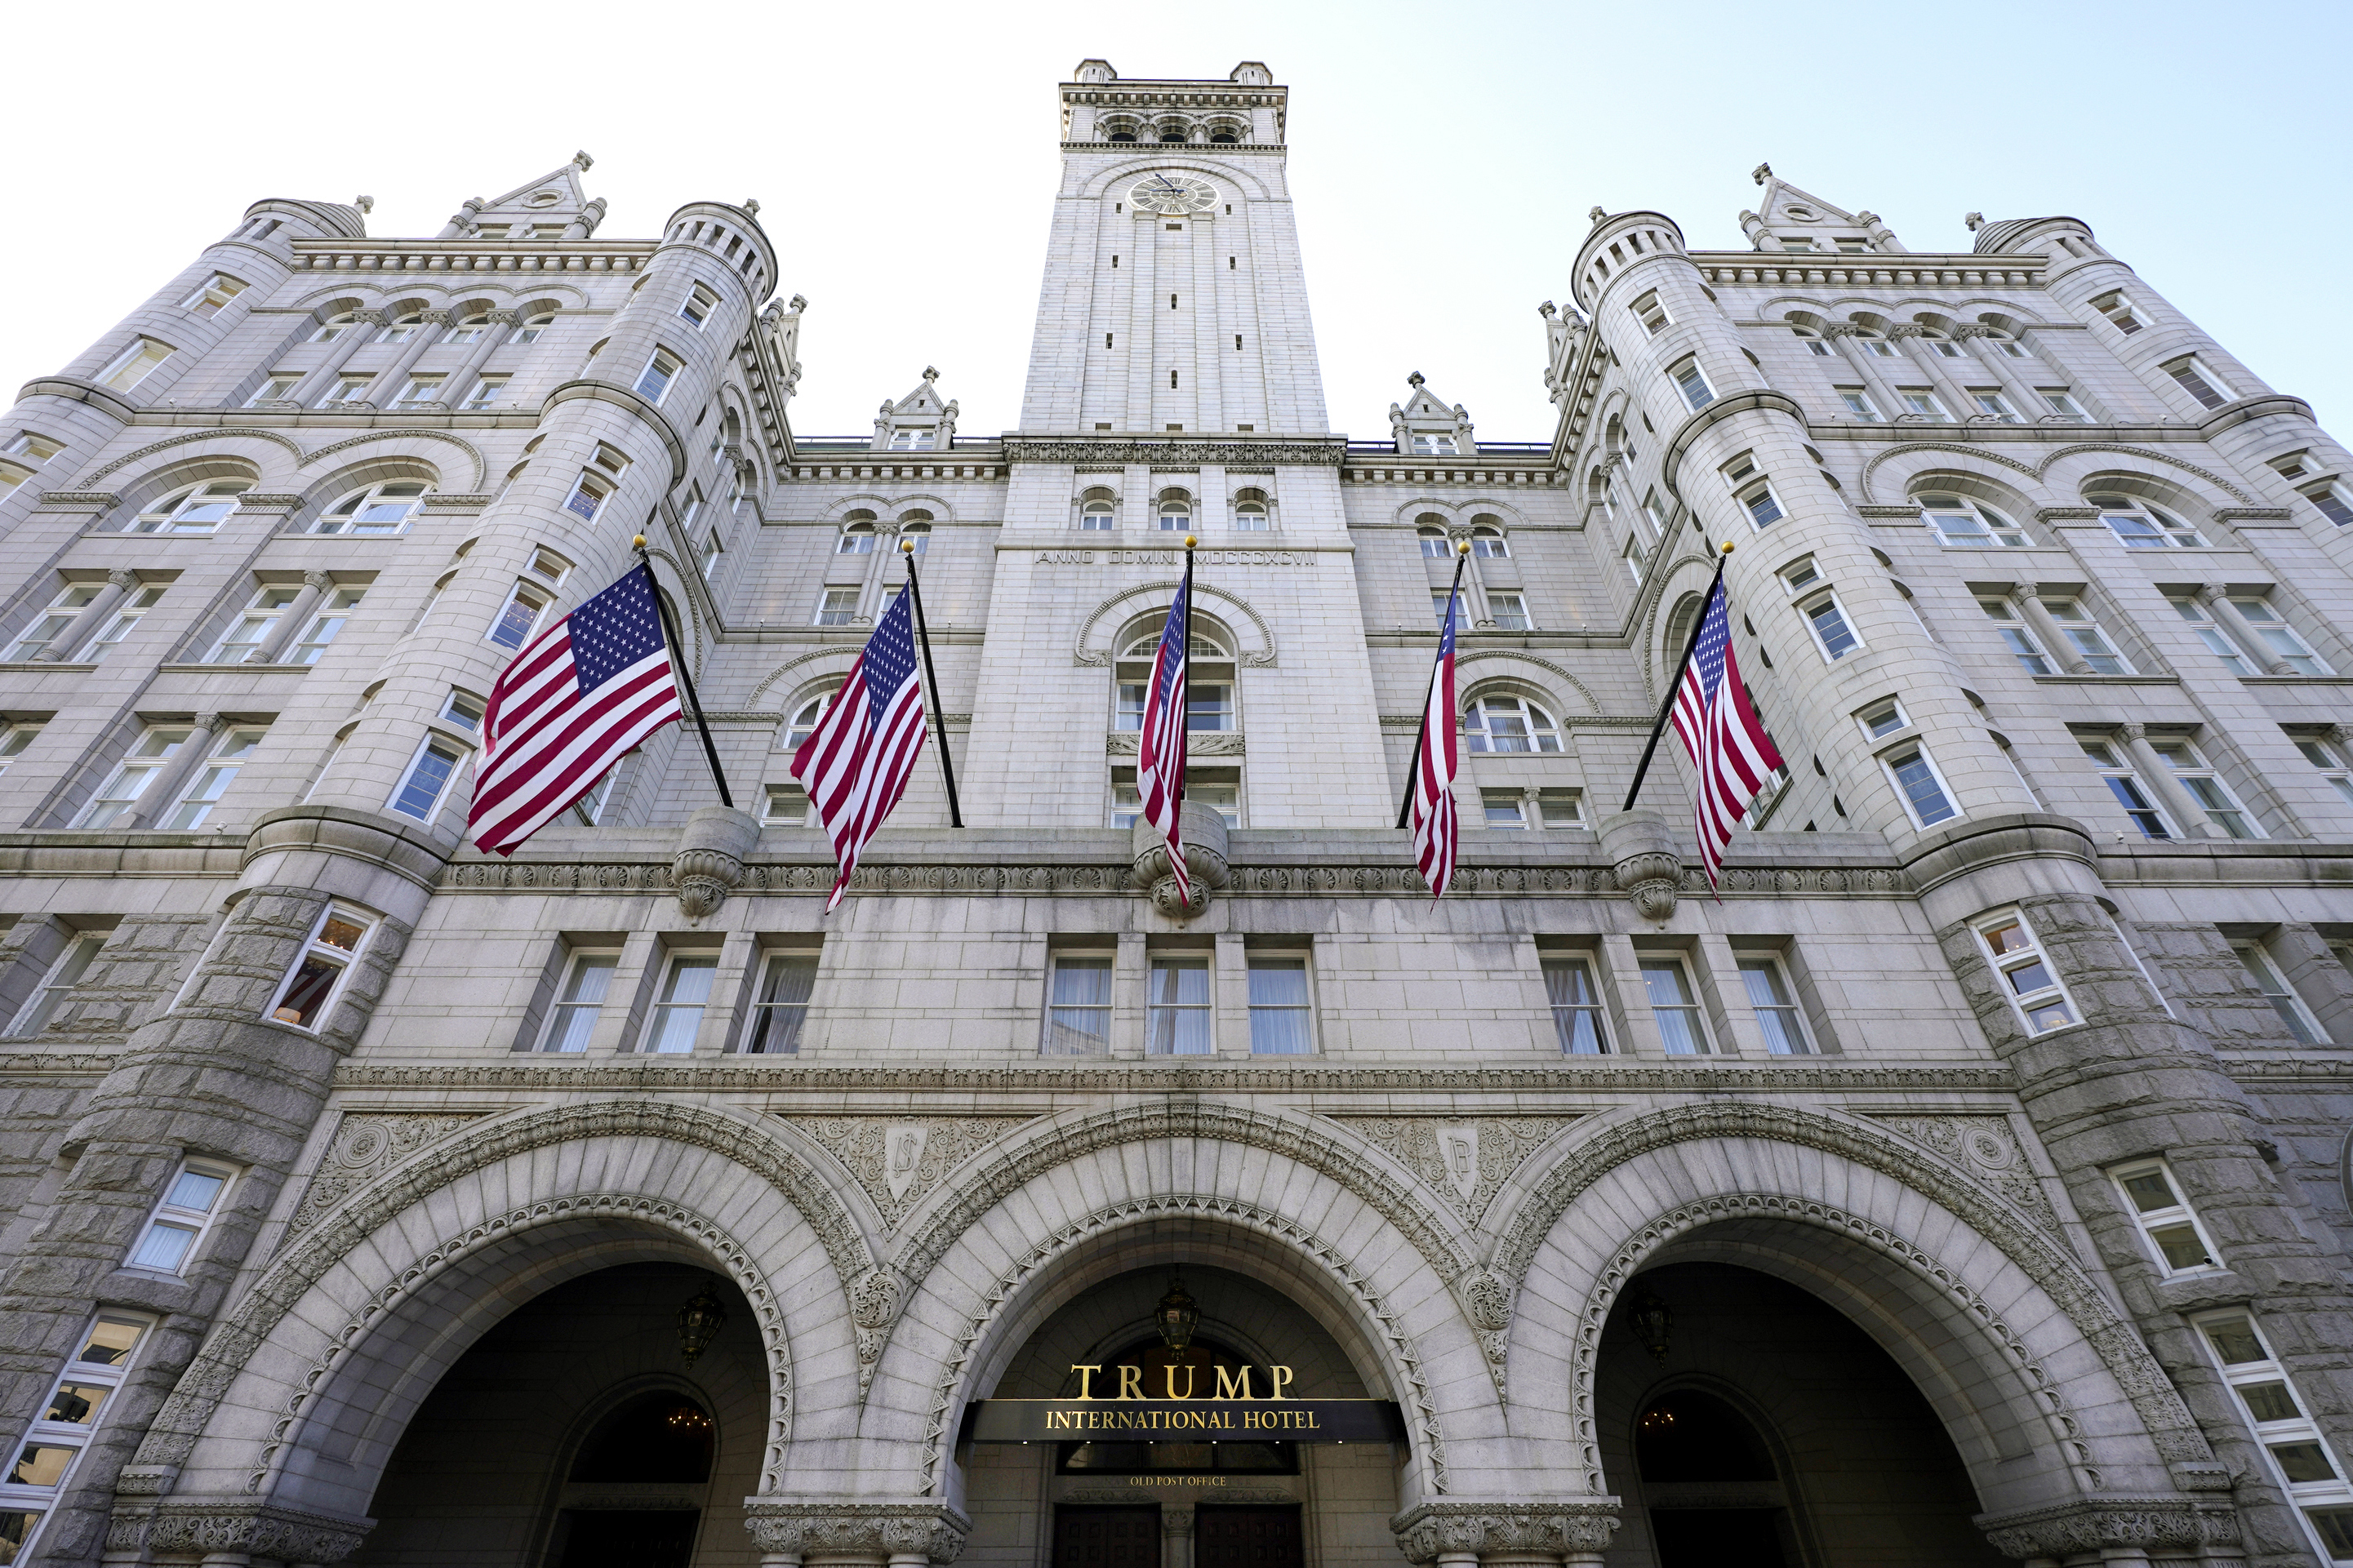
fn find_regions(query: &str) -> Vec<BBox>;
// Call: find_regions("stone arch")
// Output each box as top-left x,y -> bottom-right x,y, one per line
1488,1103 -> 2214,1499
1635,554 -> 1719,705
76,429 -> 305,489
1857,440 -> 2254,506
747,647 -> 861,709
909,1195 -> 1452,1501
128,1101 -> 875,1507
1454,651 -> 1604,715
1078,157 -> 1275,204
1074,581 -> 1276,668
298,429 -> 487,492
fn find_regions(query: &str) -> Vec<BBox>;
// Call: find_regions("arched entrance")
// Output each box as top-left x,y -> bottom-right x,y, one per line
1598,1262 -> 2005,1568
354,1262 -> 765,1568
958,1263 -> 1402,1568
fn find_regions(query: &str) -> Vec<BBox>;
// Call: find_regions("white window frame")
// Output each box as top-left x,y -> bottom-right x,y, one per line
3,1311 -> 158,1563
815,588 -> 859,627
1971,389 -> 2018,421
2302,481 -> 2353,529
268,904 -> 375,1031
1409,433 -> 1459,455
2092,291 -> 2142,334
134,482 -> 249,534
316,374 -> 372,409
2091,492 -> 2206,549
1791,326 -> 1831,356
125,1157 -> 238,1275
2041,389 -> 2090,421
5,582 -> 102,660
387,731 -> 468,823
510,313 -> 554,344
1639,955 -> 1712,1055
1857,696 -> 1910,740
2170,597 -> 2251,673
2150,736 -> 2262,839
1537,788 -> 1586,829
390,375 -> 444,411
564,469 -> 612,522
2109,1158 -> 2222,1277
2228,597 -> 2331,674
745,949 -> 819,1055
7,931 -> 105,1037
837,522 -> 877,554
679,282 -> 721,330
1797,589 -> 1861,662
633,349 -> 683,405
1486,591 -> 1531,631
2040,596 -> 2133,674
177,273 -> 247,315
1898,388 -> 1947,419
2164,355 -> 2235,410
1737,954 -> 1813,1054
1043,951 -> 1114,1056
207,585 -> 300,663
1463,693 -> 1562,753
1079,498 -> 1116,531
2235,940 -> 2327,1044
1837,388 -> 1882,422
289,587 -> 365,666
78,726 -> 194,828
460,375 -> 508,410
1977,596 -> 2051,673
0,721 -> 43,780
96,338 -> 174,392
537,948 -> 620,1052
1145,953 -> 1214,1055
1246,953 -> 1315,1055
1916,492 -> 2026,546
1543,954 -> 1611,1055
2191,1311 -> 2353,1558
1879,740 -> 1960,828
489,580 -> 553,651
762,780 -> 810,825
642,949 -> 719,1054
2079,738 -> 2176,840
1973,908 -> 2079,1036
162,726 -> 268,829
245,375 -> 300,407
1670,359 -> 1715,411
2292,734 -> 2353,809
78,585 -> 165,664
1630,289 -> 1670,335
1481,789 -> 1528,829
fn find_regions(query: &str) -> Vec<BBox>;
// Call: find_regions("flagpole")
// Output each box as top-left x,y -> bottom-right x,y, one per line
1177,535 -> 1195,815
900,540 -> 963,828
1397,541 -> 1470,829
634,536 -> 734,811
1620,541 -> 1733,814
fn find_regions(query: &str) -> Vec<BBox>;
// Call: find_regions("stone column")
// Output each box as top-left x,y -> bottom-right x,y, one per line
1951,324 -> 2052,416
2204,588 -> 2302,675
283,309 -> 385,408
30,569 -> 138,661
446,309 -> 520,407
1160,1501 -> 1194,1568
1390,1501 -> 1620,1568
2117,722 -> 2222,839
2013,591 -> 2093,675
1888,326 -> 1982,416
1820,325 -> 1905,416
365,309 -> 452,406
126,713 -> 225,829
252,572 -> 336,665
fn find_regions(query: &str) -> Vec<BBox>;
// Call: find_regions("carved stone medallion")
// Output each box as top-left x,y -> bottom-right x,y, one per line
1867,1113 -> 2066,1237
282,1112 -> 483,1241
1324,1114 -> 1580,1224
786,1114 -> 1039,1230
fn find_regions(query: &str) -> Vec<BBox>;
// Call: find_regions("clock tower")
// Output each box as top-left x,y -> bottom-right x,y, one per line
1019,59 -> 1328,434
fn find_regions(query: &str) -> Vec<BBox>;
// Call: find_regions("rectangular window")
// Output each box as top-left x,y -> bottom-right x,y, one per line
0,721 -> 43,780
460,375 -> 509,410
1800,593 -> 1859,660
680,282 -> 721,329
2150,738 -> 2260,838
1975,910 -> 2077,1034
127,1159 -> 235,1273
634,349 -> 682,404
1641,957 -> 1710,1054
1537,788 -> 1586,828
2040,597 -> 2131,674
7,933 -> 105,1037
1145,956 -> 1212,1055
1858,697 -> 1910,740
82,587 -> 165,661
2079,740 -> 2173,838
1739,957 -> 1813,1053
269,905 -> 372,1029
568,766 -> 618,825
1899,389 -> 1946,418
77,727 -> 194,828
178,273 -> 246,316
2093,291 -> 2142,333
2171,597 -> 2250,673
1882,744 -> 1959,827
1043,954 -> 1113,1056
1487,592 -> 1530,631
1740,482 -> 1785,529
2166,357 -> 2233,410
391,376 -> 444,410
701,528 -> 723,578
287,587 -> 364,665
2237,942 -> 2326,1044
563,470 -> 610,522
2042,390 -> 2089,421
816,589 -> 859,627
388,732 -> 466,822
2,1311 -> 156,1563
436,689 -> 486,735
643,952 -> 718,1053
1972,391 -> 2017,421
317,375 -> 371,409
1977,598 -> 2051,673
1630,290 -> 1670,335
1622,536 -> 1648,584
1248,957 -> 1314,1055
745,951 -> 818,1055
97,338 -> 173,392
1188,683 -> 1233,731
490,580 -> 552,651
1837,389 -> 1882,421
2230,597 -> 2330,675
1410,433 -> 1459,455
1543,957 -> 1610,1055
763,781 -> 809,825
2192,1313 -> 2353,1551
539,950 -> 618,1052
207,585 -> 301,664
245,375 -> 300,407
2111,1159 -> 2220,1275
162,726 -> 267,829
6,583 -> 102,660
1483,790 -> 1528,829
2302,482 -> 2353,529
2292,734 -> 2353,809
1672,361 -> 1715,411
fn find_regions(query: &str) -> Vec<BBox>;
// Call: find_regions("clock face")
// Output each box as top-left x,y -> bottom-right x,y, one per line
1129,174 -> 1218,215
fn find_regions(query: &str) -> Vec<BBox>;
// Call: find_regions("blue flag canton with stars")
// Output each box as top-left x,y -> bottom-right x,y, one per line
571,569 -> 670,695
861,589 -> 922,727
1691,589 -> 1732,708
1153,578 -> 1191,705
1437,585 -> 1459,655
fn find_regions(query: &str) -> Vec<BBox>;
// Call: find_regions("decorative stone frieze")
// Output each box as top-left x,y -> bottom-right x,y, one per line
785,1114 -> 1039,1231
110,1498 -> 373,1565
742,1499 -> 971,1564
282,1110 -> 483,1240
1866,1113 -> 2066,1237
1390,1500 -> 1621,1564
1974,1495 -> 2242,1561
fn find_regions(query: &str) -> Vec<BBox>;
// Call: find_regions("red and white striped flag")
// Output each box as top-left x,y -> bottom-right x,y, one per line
1410,583 -> 1462,899
1669,580 -> 1784,888
790,587 -> 929,912
470,566 -> 682,857
1136,575 -> 1193,907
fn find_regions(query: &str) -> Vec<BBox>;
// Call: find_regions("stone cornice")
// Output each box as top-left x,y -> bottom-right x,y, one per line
1003,436 -> 1347,467
330,1062 -> 2017,1094
1684,253 -> 2045,288
1060,140 -> 1284,153
17,376 -> 141,423
1390,1500 -> 1622,1561
743,1500 -> 972,1564
285,239 -> 652,274
543,379 -> 688,488
1973,1495 -> 2240,1557
1660,389 -> 1808,500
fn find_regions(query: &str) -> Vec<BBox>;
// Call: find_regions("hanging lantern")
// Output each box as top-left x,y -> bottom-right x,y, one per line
1626,1290 -> 1673,1363
677,1276 -> 728,1364
1154,1276 -> 1199,1352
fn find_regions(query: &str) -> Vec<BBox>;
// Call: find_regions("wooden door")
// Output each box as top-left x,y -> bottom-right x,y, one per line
1053,1505 -> 1162,1568
1194,1504 -> 1302,1568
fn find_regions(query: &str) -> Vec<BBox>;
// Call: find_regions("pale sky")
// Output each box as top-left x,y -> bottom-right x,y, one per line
7,0 -> 2346,444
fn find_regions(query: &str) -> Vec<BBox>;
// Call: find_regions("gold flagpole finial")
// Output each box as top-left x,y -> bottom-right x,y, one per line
1184,534 -> 1197,549
901,539 -> 914,553
1457,539 -> 1470,556
1720,540 -> 1735,554
632,534 -> 647,549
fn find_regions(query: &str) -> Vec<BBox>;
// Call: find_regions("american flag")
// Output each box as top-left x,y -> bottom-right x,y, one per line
1669,580 -> 1785,888
470,566 -> 682,857
790,586 -> 929,913
1410,583 -> 1461,899
1135,576 -> 1191,906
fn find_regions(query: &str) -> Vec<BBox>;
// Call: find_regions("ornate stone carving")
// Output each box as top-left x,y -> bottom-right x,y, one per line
1390,1500 -> 1621,1563
282,1111 -> 483,1240
1007,437 -> 1345,468
786,1114 -> 1039,1231
1975,1495 -> 2243,1559
1599,808 -> 1683,919
119,1499 -> 374,1565
919,1192 -> 1448,1496
1868,1113 -> 2066,1237
743,1499 -> 972,1564
1324,1115 -> 1578,1226
674,806 -> 761,917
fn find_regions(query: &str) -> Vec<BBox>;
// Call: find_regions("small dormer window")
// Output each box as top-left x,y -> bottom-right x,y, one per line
1836,238 -> 1869,254
1411,433 -> 1457,455
887,428 -> 936,451
1780,237 -> 1814,252
679,283 -> 721,331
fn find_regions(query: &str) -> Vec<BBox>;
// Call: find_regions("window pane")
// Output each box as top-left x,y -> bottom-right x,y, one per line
1146,958 -> 1211,1055
2268,1442 -> 2337,1483
2240,1381 -> 2302,1423
749,953 -> 818,1055
1890,749 -> 1957,825
647,956 -> 717,1052
2150,1221 -> 2213,1270
74,1317 -> 145,1367
163,1170 -> 225,1213
2204,1318 -> 2266,1365
129,1221 -> 197,1272
272,955 -> 342,1027
7,1445 -> 74,1488
42,1384 -> 108,1427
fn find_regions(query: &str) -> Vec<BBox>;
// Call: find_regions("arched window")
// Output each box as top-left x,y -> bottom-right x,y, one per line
2090,491 -> 2205,549
1417,517 -> 1449,558
1915,491 -> 2026,548
838,518 -> 877,553
1852,328 -> 1896,358
509,313 -> 554,344
1155,118 -> 1190,144
1157,492 -> 1191,532
1790,326 -> 1830,357
134,481 -> 251,534
375,313 -> 427,344
1465,693 -> 1561,753
1471,525 -> 1509,557
1232,487 -> 1269,531
900,513 -> 932,554
1080,491 -> 1116,531
1101,115 -> 1141,143
780,686 -> 839,750
1123,632 -> 1227,659
316,480 -> 430,535
309,312 -> 359,344
1206,121 -> 1244,144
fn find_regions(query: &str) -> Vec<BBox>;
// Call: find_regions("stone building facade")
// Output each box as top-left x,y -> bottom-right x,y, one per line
1,56 -> 2351,1568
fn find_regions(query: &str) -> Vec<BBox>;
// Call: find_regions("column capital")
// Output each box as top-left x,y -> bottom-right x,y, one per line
302,570 -> 337,593
742,1501 -> 972,1566
111,1499 -> 373,1566
1974,1495 -> 2241,1562
1389,1500 -> 1621,1566
107,568 -> 140,590
2117,721 -> 2149,743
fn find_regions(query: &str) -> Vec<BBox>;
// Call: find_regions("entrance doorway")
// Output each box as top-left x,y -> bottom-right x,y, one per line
1052,1505 -> 1160,1568
1196,1504 -> 1303,1568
